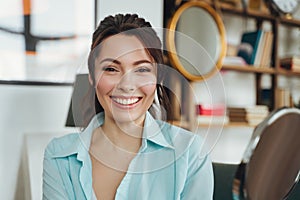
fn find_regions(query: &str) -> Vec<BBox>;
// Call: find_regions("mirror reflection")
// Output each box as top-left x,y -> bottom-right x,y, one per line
176,6 -> 221,75
167,2 -> 226,81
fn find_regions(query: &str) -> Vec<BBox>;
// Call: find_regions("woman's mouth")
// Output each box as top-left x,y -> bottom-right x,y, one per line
111,97 -> 141,106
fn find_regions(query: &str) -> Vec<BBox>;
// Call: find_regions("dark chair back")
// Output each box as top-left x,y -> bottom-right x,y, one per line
66,73 -> 95,127
234,107 -> 300,200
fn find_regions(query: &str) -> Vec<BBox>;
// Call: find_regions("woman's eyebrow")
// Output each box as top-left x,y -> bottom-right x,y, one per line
99,58 -> 121,65
133,60 -> 153,66
99,58 -> 153,66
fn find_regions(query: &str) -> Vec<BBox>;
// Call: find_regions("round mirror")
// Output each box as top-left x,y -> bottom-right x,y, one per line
166,1 -> 226,81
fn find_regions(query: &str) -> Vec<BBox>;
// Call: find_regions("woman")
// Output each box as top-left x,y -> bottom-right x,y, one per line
43,13 -> 214,200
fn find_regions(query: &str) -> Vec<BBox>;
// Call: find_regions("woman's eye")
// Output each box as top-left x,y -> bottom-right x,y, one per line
136,67 -> 151,73
103,66 -> 118,72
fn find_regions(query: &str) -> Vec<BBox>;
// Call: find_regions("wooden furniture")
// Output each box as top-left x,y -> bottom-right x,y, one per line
164,1 -> 300,127
217,3 -> 300,110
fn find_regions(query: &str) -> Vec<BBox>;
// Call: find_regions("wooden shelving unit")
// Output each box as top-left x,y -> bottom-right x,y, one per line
222,65 -> 276,74
211,3 -> 300,128
222,65 -> 300,77
220,6 -> 275,22
198,122 -> 256,128
164,1 -> 300,129
217,3 -> 300,110
219,3 -> 300,27
276,69 -> 300,77
279,17 -> 300,27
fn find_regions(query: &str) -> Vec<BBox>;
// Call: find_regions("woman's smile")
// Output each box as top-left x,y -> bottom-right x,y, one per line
111,96 -> 142,107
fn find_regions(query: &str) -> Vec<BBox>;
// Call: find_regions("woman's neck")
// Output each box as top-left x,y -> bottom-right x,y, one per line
100,115 -> 144,153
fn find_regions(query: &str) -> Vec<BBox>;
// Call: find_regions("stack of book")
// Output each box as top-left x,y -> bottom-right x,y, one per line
196,103 -> 229,125
280,55 -> 300,72
228,105 -> 269,126
219,0 -> 241,7
237,30 -> 273,68
275,88 -> 293,109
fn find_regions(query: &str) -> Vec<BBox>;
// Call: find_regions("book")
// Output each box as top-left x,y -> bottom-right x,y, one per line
196,103 -> 226,116
260,31 -> 273,68
245,105 -> 269,114
275,88 -> 292,109
280,55 -> 300,64
237,30 -> 263,65
253,30 -> 266,67
227,105 -> 269,125
253,31 -> 274,68
280,55 -> 300,72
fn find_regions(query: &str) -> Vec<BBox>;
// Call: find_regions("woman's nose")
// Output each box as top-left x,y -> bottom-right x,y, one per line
116,71 -> 136,92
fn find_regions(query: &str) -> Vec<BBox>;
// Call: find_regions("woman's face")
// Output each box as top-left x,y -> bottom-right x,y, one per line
93,34 -> 157,125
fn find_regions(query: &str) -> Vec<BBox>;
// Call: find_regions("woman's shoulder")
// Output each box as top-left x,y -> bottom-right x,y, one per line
44,133 -> 80,156
159,121 -> 210,163
158,120 -> 203,149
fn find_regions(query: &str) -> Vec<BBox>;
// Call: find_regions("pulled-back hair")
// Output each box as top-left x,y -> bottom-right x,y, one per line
88,14 -> 163,85
84,13 -> 171,124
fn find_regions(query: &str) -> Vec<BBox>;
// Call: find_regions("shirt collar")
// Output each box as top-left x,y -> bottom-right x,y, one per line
50,112 -> 104,159
142,112 -> 174,150
51,111 -> 173,158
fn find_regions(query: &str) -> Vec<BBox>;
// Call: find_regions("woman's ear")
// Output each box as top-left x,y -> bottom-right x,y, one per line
88,74 -> 94,86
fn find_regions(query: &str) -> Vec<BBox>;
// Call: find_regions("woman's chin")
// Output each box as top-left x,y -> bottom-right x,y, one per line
110,110 -> 145,125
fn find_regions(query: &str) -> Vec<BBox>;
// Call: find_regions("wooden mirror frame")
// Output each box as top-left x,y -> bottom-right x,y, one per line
166,1 -> 227,81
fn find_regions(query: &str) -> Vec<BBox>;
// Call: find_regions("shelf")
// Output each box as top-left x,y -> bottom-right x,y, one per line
219,4 -> 300,28
198,122 -> 256,128
276,69 -> 300,77
170,120 -> 256,128
222,65 -> 276,74
222,65 -> 300,77
221,6 -> 275,22
279,17 -> 300,27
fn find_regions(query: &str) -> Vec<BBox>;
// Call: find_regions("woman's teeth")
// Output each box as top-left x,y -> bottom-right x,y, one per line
112,97 -> 139,105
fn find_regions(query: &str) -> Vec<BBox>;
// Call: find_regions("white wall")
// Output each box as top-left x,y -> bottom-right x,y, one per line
0,84 -> 75,199
98,0 -> 163,39
23,133 -> 71,200
98,0 -> 163,28
197,126 -> 254,164
0,1 -> 164,199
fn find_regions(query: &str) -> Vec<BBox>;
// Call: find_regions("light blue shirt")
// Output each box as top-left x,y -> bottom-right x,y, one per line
43,112 -> 214,200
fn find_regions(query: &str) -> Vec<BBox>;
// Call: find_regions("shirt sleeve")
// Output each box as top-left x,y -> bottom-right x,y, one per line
42,141 -> 69,200
180,135 -> 214,200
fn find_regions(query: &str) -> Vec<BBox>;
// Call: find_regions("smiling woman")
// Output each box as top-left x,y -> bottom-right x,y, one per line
92,34 -> 157,126
42,13 -> 214,200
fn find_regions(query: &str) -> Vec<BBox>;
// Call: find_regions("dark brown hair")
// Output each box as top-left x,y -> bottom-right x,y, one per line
84,13 -> 171,125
